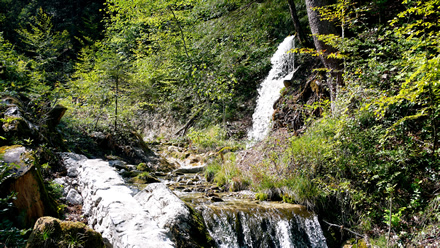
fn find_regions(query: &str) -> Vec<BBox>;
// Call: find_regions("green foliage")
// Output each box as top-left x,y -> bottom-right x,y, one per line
46,180 -> 66,216
61,232 -> 85,248
204,158 -> 221,182
187,125 -> 226,151
37,226 -> 54,243
16,7 -> 71,87
65,0 -> 293,129
383,207 -> 406,228
136,163 -> 149,171
255,192 -> 268,201
205,151 -> 248,191
0,33 -> 34,93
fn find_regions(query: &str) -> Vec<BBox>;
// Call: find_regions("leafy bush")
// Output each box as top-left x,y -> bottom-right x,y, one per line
187,125 -> 241,152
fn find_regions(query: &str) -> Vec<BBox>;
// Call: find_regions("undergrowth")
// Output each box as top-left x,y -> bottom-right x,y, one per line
207,95 -> 440,244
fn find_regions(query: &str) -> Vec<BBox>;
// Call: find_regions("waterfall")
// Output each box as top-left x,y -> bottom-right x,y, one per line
248,36 -> 296,143
195,199 -> 328,248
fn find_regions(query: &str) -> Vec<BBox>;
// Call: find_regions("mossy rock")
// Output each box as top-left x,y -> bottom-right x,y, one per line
136,162 -> 151,172
26,216 -> 104,248
129,172 -> 160,184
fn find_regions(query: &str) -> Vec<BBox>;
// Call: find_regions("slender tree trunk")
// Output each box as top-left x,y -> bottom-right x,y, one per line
287,0 -> 311,47
169,6 -> 191,65
115,75 -> 118,132
429,85 -> 438,154
305,0 -> 343,112
169,5 -> 204,103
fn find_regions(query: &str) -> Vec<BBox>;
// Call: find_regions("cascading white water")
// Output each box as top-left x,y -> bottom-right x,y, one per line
248,36 -> 296,143
196,199 -> 328,248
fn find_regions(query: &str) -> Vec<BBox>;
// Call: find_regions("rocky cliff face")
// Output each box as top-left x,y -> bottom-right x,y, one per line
272,56 -> 327,135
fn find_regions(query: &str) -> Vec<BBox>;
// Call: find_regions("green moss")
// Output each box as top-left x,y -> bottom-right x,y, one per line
256,193 -> 268,201
26,217 -> 104,248
136,162 -> 149,171
129,172 -> 160,184
181,204 -> 215,248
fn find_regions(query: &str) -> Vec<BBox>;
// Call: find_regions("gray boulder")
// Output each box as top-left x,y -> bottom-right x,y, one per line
135,183 -> 215,248
66,189 -> 83,205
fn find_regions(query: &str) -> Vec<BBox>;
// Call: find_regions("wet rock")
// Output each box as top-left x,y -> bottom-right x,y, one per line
125,164 -> 136,171
120,169 -> 138,178
164,173 -> 173,180
26,216 -> 104,248
189,155 -> 201,163
135,183 -> 215,247
108,160 -> 126,170
158,157 -> 178,172
211,196 -> 223,202
205,191 -> 222,198
173,164 -> 206,174
136,162 -> 151,172
66,189 -> 83,205
67,167 -> 78,177
53,177 -> 66,187
154,172 -> 167,177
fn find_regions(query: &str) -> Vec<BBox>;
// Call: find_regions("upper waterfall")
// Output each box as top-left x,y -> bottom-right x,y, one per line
248,35 -> 295,143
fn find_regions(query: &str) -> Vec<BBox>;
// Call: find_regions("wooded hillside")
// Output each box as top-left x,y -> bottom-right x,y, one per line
1,0 -> 439,246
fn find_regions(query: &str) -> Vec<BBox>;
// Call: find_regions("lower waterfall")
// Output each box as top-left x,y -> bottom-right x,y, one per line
181,193 -> 328,248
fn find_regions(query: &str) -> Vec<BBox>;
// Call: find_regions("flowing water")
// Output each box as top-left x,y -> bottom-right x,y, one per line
180,193 -> 328,248
248,36 -> 296,143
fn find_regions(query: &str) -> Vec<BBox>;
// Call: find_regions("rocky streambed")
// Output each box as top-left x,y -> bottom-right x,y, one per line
56,148 -> 328,248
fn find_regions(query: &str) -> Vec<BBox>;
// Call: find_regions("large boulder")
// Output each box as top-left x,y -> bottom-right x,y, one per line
1,104 -> 38,138
135,183 -> 215,248
0,146 -> 59,227
0,96 -> 66,148
26,216 -> 104,248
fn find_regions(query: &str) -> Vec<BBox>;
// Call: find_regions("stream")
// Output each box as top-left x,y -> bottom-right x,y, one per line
59,151 -> 328,248
57,36 -> 328,247
165,168 -> 328,248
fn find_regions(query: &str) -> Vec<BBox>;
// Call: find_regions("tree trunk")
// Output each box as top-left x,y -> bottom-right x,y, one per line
305,0 -> 343,112
115,75 -> 118,132
287,0 -> 311,47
